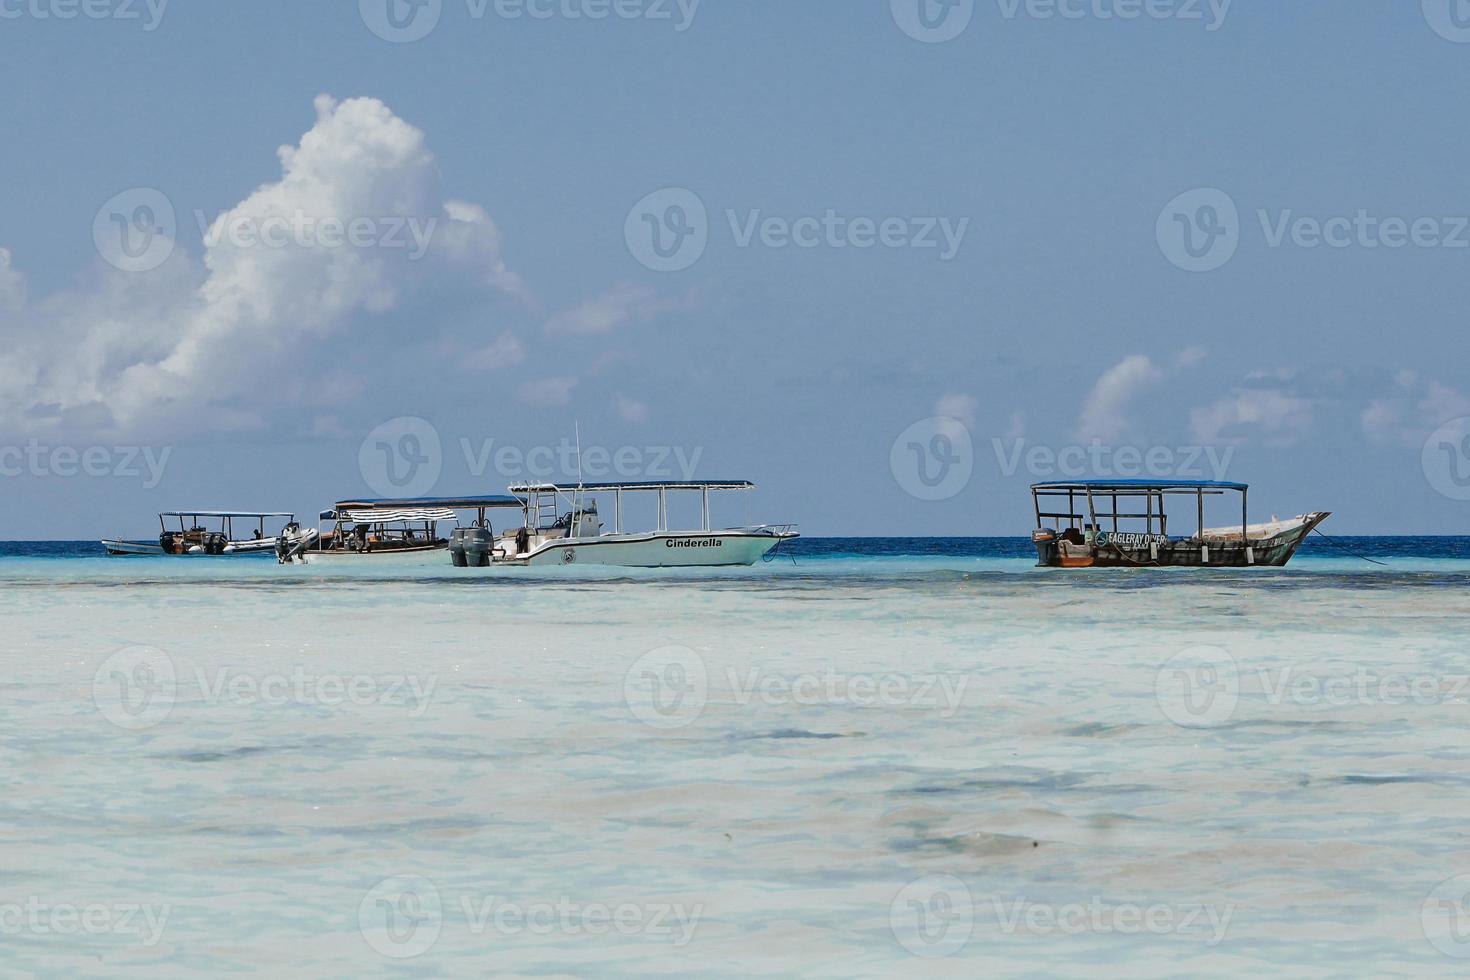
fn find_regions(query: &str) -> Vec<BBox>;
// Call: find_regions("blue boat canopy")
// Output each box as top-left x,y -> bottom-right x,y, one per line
334,495 -> 524,509
160,510 -> 295,518
509,481 -> 755,493
1031,479 -> 1248,491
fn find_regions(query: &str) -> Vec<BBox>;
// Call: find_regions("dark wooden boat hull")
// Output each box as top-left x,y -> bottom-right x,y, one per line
1034,513 -> 1330,568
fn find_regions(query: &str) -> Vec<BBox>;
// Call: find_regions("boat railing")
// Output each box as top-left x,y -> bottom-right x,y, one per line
737,523 -> 799,536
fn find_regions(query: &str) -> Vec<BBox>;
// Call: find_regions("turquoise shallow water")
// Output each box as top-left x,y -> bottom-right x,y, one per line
4,539 -> 1470,976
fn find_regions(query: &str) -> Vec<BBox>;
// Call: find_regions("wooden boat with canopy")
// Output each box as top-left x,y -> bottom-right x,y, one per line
1030,479 -> 1328,568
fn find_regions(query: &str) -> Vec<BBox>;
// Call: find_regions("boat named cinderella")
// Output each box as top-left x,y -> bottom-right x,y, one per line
466,480 -> 799,568
1030,479 -> 1328,568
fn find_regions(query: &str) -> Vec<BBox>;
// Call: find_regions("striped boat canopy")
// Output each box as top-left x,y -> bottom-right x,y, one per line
335,508 -> 457,524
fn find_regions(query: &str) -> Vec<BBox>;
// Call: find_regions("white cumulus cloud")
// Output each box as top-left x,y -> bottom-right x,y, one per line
0,95 -> 527,439
1076,355 -> 1163,442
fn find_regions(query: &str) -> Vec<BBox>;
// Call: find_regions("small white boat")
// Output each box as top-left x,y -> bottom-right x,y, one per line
450,481 -> 799,568
103,511 -> 300,557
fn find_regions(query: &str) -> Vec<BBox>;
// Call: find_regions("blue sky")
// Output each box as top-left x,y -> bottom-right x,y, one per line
2,1 -> 1470,537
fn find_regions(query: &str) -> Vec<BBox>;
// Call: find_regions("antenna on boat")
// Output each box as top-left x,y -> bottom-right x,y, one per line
575,420 -> 584,491
573,420 -> 585,515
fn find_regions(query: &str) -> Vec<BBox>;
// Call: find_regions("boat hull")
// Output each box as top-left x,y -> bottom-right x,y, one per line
102,540 -> 166,556
501,531 -> 797,568
1033,513 -> 1329,568
295,543 -> 449,565
103,538 -> 280,556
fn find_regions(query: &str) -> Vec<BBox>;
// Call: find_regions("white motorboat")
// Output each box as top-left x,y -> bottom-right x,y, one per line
449,481 -> 799,568
103,511 -> 302,556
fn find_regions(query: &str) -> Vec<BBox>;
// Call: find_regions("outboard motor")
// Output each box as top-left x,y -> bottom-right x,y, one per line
1031,528 -> 1059,566
462,526 -> 494,567
448,527 -> 470,567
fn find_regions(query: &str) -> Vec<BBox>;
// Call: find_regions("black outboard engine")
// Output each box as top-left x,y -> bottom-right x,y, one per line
449,526 -> 494,567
